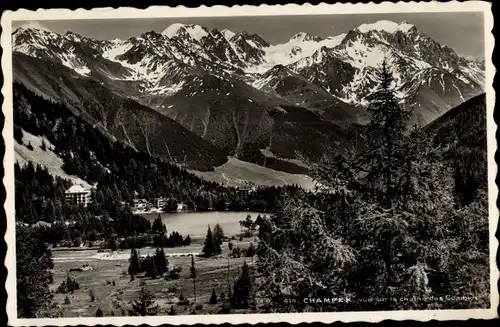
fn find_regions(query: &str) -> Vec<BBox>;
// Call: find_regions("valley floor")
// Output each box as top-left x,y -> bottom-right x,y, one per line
48,238 -> 257,317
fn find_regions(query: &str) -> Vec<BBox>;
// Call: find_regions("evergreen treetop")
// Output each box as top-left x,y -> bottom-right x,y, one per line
129,281 -> 159,316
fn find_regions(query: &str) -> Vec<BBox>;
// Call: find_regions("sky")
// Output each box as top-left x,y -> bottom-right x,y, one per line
12,11 -> 485,60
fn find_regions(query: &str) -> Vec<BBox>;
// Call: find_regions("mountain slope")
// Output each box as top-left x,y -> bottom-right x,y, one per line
190,157 -> 315,190
11,20 -> 486,179
426,93 -> 487,148
156,72 -> 360,174
425,93 -> 488,205
13,53 -> 227,171
15,129 -> 91,188
12,21 -> 485,128
281,21 -> 484,125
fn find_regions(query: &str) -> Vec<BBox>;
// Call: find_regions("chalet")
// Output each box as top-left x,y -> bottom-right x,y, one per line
153,197 -> 167,209
132,198 -> 148,211
65,184 -> 92,207
177,202 -> 187,211
237,186 -> 256,197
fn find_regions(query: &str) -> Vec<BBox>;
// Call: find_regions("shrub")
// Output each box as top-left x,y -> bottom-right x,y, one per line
219,303 -> 231,314
57,274 -> 80,293
231,247 -> 242,258
195,303 -> 203,310
177,293 -> 189,306
73,237 -> 82,248
96,308 -> 103,317
107,238 -> 117,251
168,267 -> 181,280
168,305 -> 176,316
245,243 -> 256,257
64,296 -> 71,305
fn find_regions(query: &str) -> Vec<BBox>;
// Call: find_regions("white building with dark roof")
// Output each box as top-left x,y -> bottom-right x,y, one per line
65,184 -> 92,207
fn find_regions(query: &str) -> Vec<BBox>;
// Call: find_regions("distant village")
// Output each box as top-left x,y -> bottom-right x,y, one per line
63,183 -> 257,215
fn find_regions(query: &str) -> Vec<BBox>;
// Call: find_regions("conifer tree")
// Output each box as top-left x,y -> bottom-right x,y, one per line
168,305 -> 176,315
231,261 -> 253,309
40,138 -> 47,151
209,288 -> 218,304
214,233 -> 222,255
96,308 -> 104,317
227,241 -> 233,292
152,214 -> 164,234
128,248 -> 140,276
360,57 -> 411,207
354,59 -> 451,295
154,247 -> 168,274
213,223 -> 225,246
129,281 -> 159,316
190,255 -> 197,303
202,225 -> 219,257
150,261 -> 158,280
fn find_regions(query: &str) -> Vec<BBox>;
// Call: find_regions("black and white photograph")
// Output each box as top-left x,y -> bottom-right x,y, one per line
2,1 -> 497,325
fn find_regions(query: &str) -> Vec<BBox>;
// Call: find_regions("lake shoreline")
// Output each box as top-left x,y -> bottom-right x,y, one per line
139,211 -> 267,239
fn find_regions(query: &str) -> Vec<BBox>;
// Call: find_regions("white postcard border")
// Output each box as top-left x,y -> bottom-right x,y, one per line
2,1 -> 498,326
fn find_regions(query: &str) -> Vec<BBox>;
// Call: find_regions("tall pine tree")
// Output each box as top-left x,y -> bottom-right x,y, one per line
213,223 -> 225,246
190,255 -> 197,304
128,248 -> 140,276
231,261 -> 254,309
202,225 -> 220,257
360,57 -> 411,207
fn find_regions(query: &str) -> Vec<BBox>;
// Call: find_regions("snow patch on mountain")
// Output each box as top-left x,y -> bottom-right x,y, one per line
222,29 -> 236,40
247,32 -> 347,73
12,20 -> 485,124
16,21 -> 52,32
162,23 -> 208,42
149,80 -> 186,96
356,20 -> 415,33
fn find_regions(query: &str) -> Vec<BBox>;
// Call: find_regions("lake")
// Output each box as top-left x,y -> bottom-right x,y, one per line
140,211 -> 267,239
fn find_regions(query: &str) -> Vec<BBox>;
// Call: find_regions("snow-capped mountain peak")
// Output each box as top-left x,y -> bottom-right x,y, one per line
12,21 -> 485,129
356,20 -> 415,34
290,32 -> 323,42
221,29 -> 236,41
161,23 -> 209,42
15,21 -> 52,33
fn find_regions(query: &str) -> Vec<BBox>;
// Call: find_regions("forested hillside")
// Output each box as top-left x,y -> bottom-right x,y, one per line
13,53 -> 229,171
13,82 -> 304,225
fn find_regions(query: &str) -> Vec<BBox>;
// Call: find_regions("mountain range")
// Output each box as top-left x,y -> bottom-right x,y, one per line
11,20 -> 485,184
